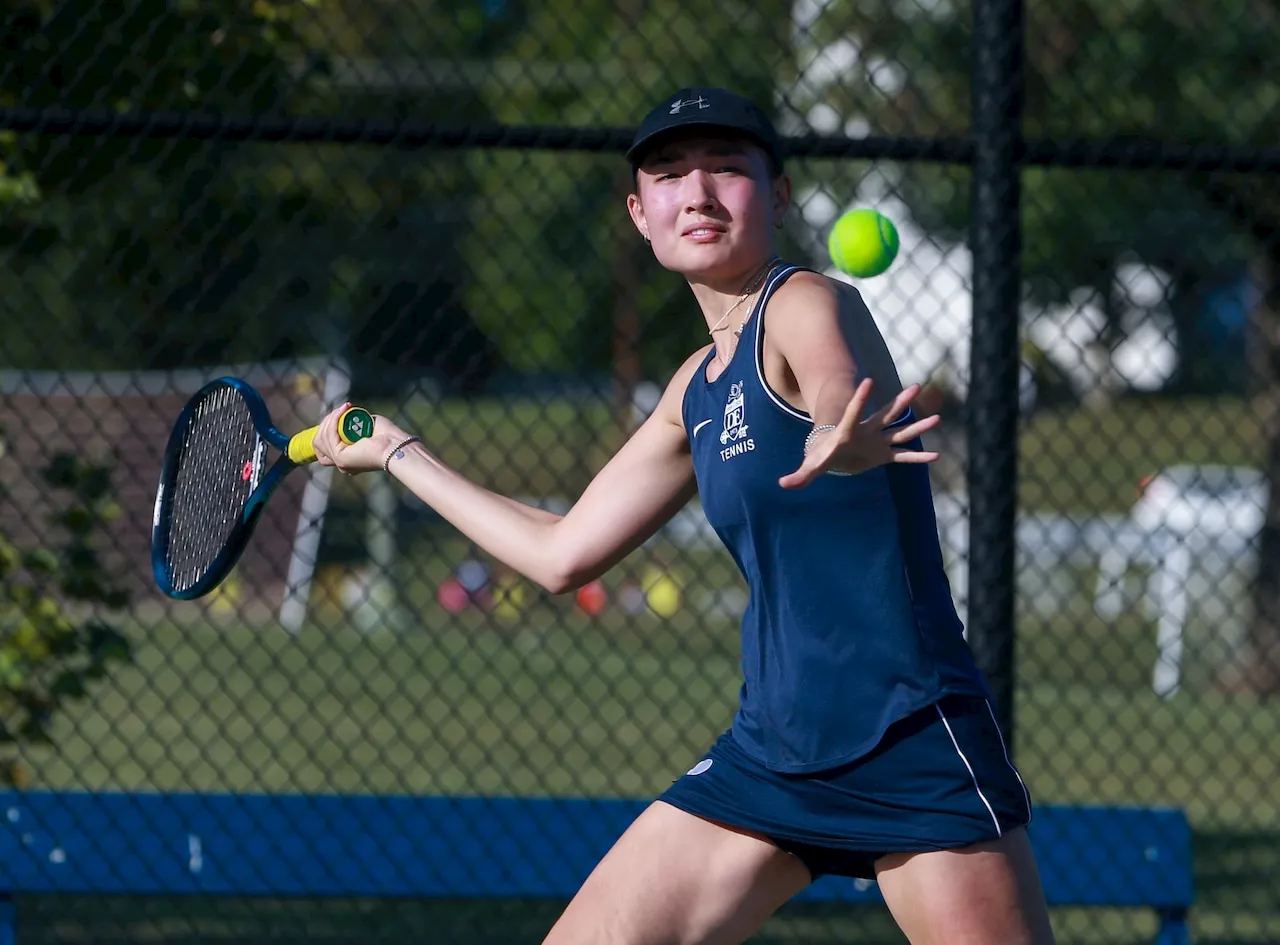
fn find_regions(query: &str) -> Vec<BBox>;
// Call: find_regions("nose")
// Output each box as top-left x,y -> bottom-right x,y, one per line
681,168 -> 719,212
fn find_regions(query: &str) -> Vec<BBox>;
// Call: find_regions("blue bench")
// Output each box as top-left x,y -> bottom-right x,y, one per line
0,791 -> 1192,943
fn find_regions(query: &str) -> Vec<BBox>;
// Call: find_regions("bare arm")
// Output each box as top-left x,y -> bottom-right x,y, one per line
317,350 -> 708,594
763,273 -> 900,424
388,405 -> 696,593
762,273 -> 942,487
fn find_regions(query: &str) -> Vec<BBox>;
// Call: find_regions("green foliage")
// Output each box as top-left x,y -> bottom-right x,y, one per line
2,0 -> 1272,377
0,0 -> 339,369
0,0 -> 797,376
0,431 -> 132,786
795,0 -> 1265,298
457,0 -> 793,374
0,0 -> 318,194
0,0 -> 509,372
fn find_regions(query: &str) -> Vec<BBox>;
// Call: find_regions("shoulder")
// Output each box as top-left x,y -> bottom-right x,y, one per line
766,270 -> 870,324
763,270 -> 875,340
764,269 -> 904,396
650,344 -> 713,427
670,343 -> 714,387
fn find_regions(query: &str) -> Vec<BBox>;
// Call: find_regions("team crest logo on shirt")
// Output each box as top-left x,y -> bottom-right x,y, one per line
721,382 -> 748,444
719,382 -> 756,461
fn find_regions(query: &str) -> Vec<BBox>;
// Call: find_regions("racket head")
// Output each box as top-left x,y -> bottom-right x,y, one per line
150,378 -> 294,600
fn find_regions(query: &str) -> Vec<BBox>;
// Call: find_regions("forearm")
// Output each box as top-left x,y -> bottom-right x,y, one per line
807,370 -> 860,428
386,442 -> 571,591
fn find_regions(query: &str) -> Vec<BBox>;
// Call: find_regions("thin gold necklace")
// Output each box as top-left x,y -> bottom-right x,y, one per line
708,257 -> 778,365
707,257 -> 777,335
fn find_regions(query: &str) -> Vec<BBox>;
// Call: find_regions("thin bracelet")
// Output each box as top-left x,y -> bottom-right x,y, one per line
383,435 -> 422,472
803,424 -> 853,476
803,424 -> 838,456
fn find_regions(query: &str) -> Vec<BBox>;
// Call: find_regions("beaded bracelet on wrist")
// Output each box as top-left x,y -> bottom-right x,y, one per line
803,424 -> 853,476
383,435 -> 422,472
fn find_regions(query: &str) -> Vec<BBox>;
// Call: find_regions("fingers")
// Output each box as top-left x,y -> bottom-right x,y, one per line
835,378 -> 874,435
311,403 -> 352,466
779,439 -> 831,488
888,412 -> 941,443
882,398 -> 941,462
876,383 -> 919,426
846,381 -> 928,433
780,378 -> 947,487
889,448 -> 940,464
778,460 -> 820,490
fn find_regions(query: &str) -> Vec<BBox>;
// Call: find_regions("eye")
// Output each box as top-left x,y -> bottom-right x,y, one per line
715,164 -> 745,174
656,172 -> 681,181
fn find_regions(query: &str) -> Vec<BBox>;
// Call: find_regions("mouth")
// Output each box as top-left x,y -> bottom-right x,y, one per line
682,222 -> 727,242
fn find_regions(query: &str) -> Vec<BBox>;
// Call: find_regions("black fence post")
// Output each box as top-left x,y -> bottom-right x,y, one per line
968,0 -> 1025,750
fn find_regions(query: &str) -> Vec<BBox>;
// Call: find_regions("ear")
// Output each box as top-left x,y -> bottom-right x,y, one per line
626,191 -> 650,242
771,173 -> 792,229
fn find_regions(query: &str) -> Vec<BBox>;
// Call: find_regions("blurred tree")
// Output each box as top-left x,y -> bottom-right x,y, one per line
791,0 -> 1259,331
0,0 -> 504,391
0,439 -> 132,787
278,0 -> 511,395
0,0 -> 323,366
791,0 -> 1280,692
0,0 -> 796,390
456,0 -> 794,386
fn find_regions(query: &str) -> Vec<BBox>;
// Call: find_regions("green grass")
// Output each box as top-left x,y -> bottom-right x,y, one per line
1018,396 -> 1264,514
35,612 -> 738,796
25,597 -> 1280,943
36,604 -> 1280,822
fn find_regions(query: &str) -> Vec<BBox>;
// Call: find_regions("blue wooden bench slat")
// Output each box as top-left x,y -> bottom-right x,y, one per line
0,792 -> 1192,943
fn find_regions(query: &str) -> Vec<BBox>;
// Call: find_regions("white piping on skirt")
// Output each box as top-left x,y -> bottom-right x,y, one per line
985,699 -> 1033,824
936,704 -> 1002,837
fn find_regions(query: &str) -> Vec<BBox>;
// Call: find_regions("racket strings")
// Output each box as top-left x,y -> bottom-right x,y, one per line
165,385 -> 260,592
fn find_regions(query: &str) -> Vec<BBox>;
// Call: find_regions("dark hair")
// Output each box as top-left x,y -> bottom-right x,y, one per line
629,133 -> 784,187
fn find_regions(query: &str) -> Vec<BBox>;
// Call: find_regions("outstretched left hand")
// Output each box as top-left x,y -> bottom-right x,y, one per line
778,380 -> 941,490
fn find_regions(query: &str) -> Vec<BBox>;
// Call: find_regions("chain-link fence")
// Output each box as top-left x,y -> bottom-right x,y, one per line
1,0 -> 1277,942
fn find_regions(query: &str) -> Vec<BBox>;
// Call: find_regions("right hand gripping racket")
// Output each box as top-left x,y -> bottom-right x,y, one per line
150,377 -> 373,600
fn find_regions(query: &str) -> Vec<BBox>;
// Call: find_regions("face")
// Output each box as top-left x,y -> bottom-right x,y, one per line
627,133 -> 791,283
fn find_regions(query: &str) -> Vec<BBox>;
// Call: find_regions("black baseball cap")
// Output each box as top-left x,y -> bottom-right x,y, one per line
626,87 -> 785,173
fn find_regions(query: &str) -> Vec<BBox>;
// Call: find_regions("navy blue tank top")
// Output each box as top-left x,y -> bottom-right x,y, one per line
681,263 -> 988,773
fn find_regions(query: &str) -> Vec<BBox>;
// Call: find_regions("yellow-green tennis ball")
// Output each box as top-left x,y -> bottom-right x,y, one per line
646,578 -> 681,618
642,567 -> 682,618
828,209 -> 900,278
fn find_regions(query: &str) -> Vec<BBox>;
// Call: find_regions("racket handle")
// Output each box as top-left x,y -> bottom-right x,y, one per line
287,406 -> 375,465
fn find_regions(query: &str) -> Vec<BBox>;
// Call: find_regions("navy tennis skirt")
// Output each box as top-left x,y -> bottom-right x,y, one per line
657,694 -> 1032,880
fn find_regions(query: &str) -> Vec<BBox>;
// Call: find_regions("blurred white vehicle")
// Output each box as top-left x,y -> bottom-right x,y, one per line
1094,464 -> 1269,697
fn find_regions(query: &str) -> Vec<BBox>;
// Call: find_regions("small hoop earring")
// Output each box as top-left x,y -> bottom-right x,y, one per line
642,234 -> 651,244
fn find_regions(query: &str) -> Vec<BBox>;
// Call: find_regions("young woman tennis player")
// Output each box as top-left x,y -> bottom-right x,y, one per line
312,86 -> 1055,945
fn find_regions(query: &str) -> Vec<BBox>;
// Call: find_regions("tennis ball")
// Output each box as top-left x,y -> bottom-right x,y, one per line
642,567 -> 682,618
436,577 -> 470,614
491,574 -> 527,623
827,209 -> 900,278
207,573 -> 241,615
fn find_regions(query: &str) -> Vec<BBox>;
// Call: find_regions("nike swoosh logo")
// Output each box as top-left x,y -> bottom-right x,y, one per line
693,419 -> 714,437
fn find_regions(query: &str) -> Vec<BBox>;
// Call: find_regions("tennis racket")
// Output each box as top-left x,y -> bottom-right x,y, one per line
150,376 -> 374,600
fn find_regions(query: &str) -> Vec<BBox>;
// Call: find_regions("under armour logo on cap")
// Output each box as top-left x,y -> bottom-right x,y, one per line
669,95 -> 711,114
627,86 -> 784,172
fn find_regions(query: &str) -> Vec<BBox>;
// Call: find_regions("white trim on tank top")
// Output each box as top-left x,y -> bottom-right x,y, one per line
751,264 -> 814,424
